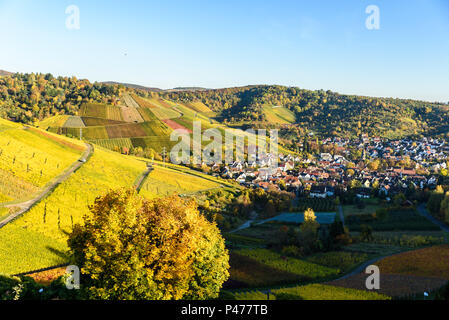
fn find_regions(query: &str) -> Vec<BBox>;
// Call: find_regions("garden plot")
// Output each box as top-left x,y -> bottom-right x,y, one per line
326,273 -> 447,298
326,245 -> 449,297
121,105 -> 144,123
63,116 -> 85,128
121,95 -> 144,123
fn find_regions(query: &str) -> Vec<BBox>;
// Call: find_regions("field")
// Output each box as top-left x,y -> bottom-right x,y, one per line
162,119 -> 192,133
138,164 -> 222,199
326,273 -> 448,298
0,146 -> 146,275
79,103 -> 124,121
345,208 -> 440,231
121,94 -> 140,109
37,115 -> 69,129
232,249 -> 340,284
130,136 -> 178,152
121,105 -> 144,123
263,105 -> 296,124
89,138 -> 133,151
342,203 -> 382,217
137,108 -> 159,121
50,126 -> 109,140
376,244 -> 449,279
295,198 -> 336,212
326,245 -> 449,297
185,101 -> 213,113
304,251 -> 369,273
0,126 -> 84,202
81,117 -> 124,126
120,95 -> 144,123
133,96 -> 181,120
234,284 -> 389,300
63,116 -> 85,128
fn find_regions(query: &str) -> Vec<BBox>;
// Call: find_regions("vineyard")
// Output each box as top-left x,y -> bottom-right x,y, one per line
294,197 -> 336,212
233,284 -> 389,300
89,138 -> 133,151
0,146 -> 146,274
263,105 -> 296,125
138,165 -> 222,199
376,245 -> 449,279
79,103 -> 124,121
326,245 -> 449,298
345,209 -> 441,231
0,126 -> 84,202
233,249 -> 340,282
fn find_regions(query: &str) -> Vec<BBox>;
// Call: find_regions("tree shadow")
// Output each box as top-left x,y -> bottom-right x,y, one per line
45,246 -> 69,260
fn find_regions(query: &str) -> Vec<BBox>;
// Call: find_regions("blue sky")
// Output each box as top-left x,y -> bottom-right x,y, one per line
0,0 -> 448,102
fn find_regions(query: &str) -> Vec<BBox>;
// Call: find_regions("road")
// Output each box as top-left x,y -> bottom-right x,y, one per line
338,205 -> 345,227
0,143 -> 93,229
417,203 -> 449,234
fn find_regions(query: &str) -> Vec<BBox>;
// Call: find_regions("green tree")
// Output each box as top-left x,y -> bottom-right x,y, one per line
68,189 -> 229,300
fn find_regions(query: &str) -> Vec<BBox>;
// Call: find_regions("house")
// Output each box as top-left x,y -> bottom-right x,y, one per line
310,186 -> 327,198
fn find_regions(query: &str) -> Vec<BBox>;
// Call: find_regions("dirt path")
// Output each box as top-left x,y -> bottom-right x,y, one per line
0,143 -> 93,229
417,203 -> 449,234
135,164 -> 154,193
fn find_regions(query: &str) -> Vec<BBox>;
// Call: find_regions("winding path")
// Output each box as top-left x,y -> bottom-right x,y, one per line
331,203 -> 449,281
0,143 -> 93,229
417,203 -> 449,233
135,164 -> 154,193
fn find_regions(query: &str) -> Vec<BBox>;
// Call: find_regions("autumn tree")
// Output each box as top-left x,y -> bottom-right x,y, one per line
68,189 -> 230,300
299,208 -> 320,254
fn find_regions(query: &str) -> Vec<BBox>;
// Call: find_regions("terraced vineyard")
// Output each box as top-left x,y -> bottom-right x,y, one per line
138,165 -> 222,199
0,119 -> 85,203
0,146 -> 146,274
0,116 -> 235,275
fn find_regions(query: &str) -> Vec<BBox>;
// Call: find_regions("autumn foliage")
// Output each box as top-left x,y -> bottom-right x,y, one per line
68,189 -> 229,300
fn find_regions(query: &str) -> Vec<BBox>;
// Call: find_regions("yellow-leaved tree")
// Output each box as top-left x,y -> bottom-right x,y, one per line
299,208 -> 320,254
68,188 -> 230,300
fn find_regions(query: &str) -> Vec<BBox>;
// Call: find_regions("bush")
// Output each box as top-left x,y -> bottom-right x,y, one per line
281,245 -> 304,258
435,281 -> 449,300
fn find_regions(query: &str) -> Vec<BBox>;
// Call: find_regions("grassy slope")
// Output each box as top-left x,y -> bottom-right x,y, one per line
263,105 -> 296,124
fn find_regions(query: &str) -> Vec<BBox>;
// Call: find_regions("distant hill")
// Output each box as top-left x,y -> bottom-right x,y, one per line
167,87 -> 210,92
102,81 -> 162,92
0,70 -> 13,77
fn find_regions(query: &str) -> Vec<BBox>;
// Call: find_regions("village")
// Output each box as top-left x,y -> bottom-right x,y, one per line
200,135 -> 449,200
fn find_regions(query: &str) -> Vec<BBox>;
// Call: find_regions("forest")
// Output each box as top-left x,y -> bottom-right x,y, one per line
1,72 -> 449,141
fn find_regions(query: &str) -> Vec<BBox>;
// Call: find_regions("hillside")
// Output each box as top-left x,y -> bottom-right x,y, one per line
0,70 -> 13,77
1,72 -> 449,144
161,85 -> 449,139
0,118 -> 85,204
0,117 -> 232,275
101,81 -> 162,92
